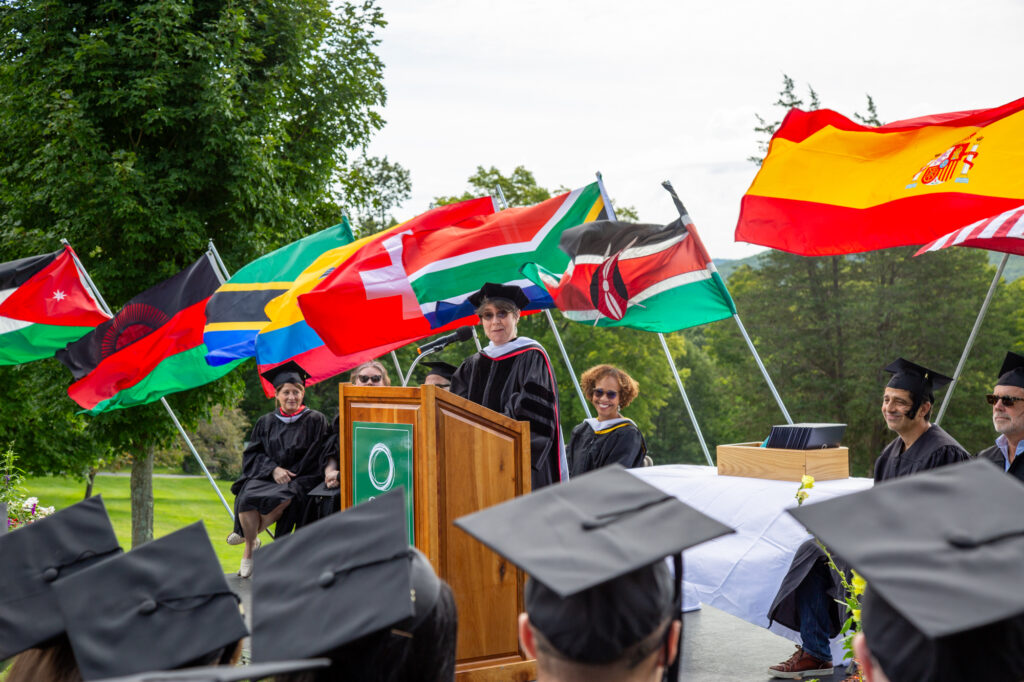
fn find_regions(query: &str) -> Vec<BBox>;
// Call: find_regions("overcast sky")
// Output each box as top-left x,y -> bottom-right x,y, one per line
365,0 -> 1024,259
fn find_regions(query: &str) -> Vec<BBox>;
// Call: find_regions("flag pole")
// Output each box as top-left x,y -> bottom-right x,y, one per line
596,173 -> 713,461
659,181 -> 794,425
934,252 -> 1010,425
62,239 -> 235,521
493,186 -> 592,419
207,239 -> 230,281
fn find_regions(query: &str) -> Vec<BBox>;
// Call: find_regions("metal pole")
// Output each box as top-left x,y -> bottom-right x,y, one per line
61,240 -> 236,520
207,239 -> 231,281
658,333 -> 713,466
390,350 -> 403,383
935,252 -> 1010,425
471,326 -> 482,352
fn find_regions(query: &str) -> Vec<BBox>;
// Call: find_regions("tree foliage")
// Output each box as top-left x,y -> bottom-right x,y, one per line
340,154 -> 413,237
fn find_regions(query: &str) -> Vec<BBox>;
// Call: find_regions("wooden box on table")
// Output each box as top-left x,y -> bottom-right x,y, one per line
716,442 -> 849,482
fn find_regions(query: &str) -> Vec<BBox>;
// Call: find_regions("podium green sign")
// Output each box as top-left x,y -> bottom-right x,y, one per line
352,421 -> 414,542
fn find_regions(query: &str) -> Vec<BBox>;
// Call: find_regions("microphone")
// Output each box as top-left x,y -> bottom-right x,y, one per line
417,326 -> 474,355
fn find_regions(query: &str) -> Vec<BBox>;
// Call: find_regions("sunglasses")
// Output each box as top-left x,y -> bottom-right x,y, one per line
480,310 -> 511,321
357,374 -> 383,384
987,394 -> 1024,407
592,389 -> 618,399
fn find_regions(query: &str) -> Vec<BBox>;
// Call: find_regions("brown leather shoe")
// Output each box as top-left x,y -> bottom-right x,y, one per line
768,645 -> 834,679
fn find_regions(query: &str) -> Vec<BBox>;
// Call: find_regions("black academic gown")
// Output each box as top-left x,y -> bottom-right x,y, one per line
567,418 -> 646,477
230,407 -> 329,535
299,414 -> 343,526
768,424 -> 969,637
978,443 -> 1024,485
451,337 -> 566,489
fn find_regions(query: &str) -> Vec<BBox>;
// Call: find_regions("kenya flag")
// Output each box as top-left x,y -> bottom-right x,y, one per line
0,246 -> 110,366
522,219 -> 736,333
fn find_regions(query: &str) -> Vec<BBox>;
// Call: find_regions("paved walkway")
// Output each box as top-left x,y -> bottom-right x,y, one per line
225,573 -> 852,681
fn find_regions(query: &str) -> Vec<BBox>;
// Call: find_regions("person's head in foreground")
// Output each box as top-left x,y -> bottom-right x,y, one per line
579,364 -> 639,421
469,282 -> 529,346
263,360 -> 311,414
455,465 -> 734,682
991,351 -> 1024,444
789,458 -> 1024,682
350,360 -> 391,386
422,361 -> 457,389
252,488 -> 457,682
881,357 -> 951,435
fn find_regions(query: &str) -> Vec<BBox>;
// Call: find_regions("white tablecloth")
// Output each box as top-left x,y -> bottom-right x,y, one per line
631,464 -> 872,660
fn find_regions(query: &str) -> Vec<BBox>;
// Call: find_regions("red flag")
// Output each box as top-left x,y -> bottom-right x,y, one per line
915,205 -> 1024,257
0,246 -> 109,327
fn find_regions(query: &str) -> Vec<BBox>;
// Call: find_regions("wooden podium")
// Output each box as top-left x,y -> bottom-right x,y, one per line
337,384 -> 537,681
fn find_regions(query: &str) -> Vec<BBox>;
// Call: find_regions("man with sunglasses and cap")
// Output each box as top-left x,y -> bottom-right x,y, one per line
977,351 -> 1024,485
768,358 -> 970,679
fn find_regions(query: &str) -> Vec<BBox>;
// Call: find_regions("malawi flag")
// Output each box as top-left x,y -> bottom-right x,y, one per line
0,246 -> 110,366
56,255 -> 242,414
735,96 -> 1024,256
298,184 -> 606,357
522,218 -> 736,332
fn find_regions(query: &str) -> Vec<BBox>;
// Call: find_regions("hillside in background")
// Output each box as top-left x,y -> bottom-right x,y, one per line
714,251 -> 1024,283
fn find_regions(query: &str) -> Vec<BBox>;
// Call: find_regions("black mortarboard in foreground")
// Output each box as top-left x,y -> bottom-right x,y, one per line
467,282 -> 530,311
884,357 -> 952,397
454,465 -> 733,664
94,659 -> 331,682
260,360 -> 310,389
54,522 -> 248,680
252,488 -> 441,663
423,361 -> 457,381
0,495 -> 121,660
997,351 -> 1024,389
789,459 -> 1024,682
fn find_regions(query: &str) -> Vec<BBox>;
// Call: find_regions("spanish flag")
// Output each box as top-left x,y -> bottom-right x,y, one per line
735,97 -> 1024,256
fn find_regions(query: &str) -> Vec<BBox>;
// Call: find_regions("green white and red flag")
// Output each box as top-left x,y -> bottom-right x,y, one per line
57,255 -> 242,414
0,246 -> 111,366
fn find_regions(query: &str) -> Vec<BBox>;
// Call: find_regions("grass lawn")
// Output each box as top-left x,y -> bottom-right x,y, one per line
23,474 -> 268,574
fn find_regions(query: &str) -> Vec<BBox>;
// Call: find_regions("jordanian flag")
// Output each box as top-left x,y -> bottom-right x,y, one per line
57,255 -> 242,414
0,246 -> 110,366
298,184 -> 606,357
522,218 -> 736,333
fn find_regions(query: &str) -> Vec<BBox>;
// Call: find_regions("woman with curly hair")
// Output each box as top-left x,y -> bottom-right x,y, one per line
568,364 -> 647,476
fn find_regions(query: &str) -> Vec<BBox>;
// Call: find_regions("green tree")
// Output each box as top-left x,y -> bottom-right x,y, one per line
435,165 -> 553,207
340,154 -> 413,237
0,0 -> 389,546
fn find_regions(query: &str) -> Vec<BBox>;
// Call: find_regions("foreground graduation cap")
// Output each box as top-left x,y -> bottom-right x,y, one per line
260,360 -> 311,389
94,659 -> 332,682
252,488 -> 441,663
467,282 -> 530,310
884,357 -> 952,395
997,351 -> 1024,388
789,459 -> 1024,682
0,495 -> 121,661
53,521 -> 248,680
454,465 -> 733,664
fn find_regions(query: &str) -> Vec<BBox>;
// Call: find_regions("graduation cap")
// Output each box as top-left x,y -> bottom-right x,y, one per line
53,521 -> 248,680
251,488 -> 442,663
467,282 -> 530,311
996,351 -> 1024,389
789,459 -> 1024,682
454,465 -> 733,664
0,495 -> 122,661
93,659 -> 332,682
423,361 -> 457,382
884,357 -> 952,397
260,360 -> 310,389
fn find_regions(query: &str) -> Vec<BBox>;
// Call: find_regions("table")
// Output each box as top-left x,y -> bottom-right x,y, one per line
631,464 -> 872,661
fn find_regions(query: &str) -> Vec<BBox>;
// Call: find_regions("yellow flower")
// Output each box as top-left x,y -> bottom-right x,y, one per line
852,608 -> 861,623
796,490 -> 809,504
851,571 -> 867,596
801,474 -> 815,489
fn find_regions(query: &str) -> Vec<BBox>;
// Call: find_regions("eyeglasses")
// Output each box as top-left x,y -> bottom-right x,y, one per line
592,389 -> 618,399
987,394 -> 1024,407
357,374 -> 383,384
480,310 -> 510,321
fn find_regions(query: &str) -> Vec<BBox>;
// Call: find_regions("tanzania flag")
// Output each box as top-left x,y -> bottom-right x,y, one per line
256,198 -> 495,395
0,246 -> 110,366
522,218 -> 736,332
56,255 -> 242,414
298,184 -> 606,357
736,96 -> 1024,256
203,220 -> 354,366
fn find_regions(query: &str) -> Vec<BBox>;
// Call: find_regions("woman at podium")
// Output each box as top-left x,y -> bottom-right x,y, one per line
451,283 -> 567,489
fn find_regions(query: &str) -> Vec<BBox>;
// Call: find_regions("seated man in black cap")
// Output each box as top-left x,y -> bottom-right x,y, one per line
422,360 -> 456,389
977,351 -> 1024,484
455,465 -> 734,682
790,459 -> 1024,682
767,357 -> 970,679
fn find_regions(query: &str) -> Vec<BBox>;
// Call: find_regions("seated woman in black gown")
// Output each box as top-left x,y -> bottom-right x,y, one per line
450,283 -> 566,489
568,364 -> 647,477
229,360 -> 329,578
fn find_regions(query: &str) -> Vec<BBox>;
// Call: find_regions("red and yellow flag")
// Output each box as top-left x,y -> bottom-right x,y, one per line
735,97 -> 1024,256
